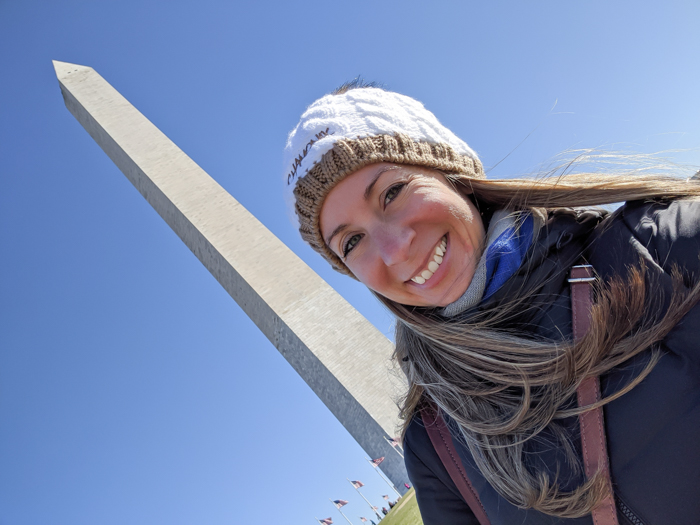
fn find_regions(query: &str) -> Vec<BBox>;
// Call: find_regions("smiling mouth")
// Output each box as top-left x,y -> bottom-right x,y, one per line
410,236 -> 447,284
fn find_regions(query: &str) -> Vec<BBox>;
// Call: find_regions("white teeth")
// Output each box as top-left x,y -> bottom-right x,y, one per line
411,236 -> 447,284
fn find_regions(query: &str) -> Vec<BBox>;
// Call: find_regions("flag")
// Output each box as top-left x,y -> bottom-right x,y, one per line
382,495 -> 389,500
360,518 -> 367,523
351,480 -> 364,489
370,457 -> 384,467
333,500 -> 348,509
319,519 -> 333,525
388,437 -> 401,448
372,506 -> 379,510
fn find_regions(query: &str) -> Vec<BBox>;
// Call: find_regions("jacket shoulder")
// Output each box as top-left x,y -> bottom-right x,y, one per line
587,198 -> 700,278
620,198 -> 700,273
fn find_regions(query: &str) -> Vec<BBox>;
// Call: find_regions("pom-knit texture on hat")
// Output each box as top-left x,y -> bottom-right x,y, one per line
284,87 -> 485,277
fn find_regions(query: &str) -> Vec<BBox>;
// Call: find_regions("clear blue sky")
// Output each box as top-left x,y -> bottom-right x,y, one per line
1,1 -> 698,524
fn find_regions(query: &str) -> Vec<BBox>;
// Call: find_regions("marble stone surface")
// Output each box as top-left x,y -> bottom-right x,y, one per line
53,61 -> 409,491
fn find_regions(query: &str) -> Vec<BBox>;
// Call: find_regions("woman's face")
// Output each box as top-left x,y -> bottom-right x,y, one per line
319,162 -> 486,307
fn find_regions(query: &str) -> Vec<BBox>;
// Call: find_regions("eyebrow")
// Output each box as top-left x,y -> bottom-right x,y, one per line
364,166 -> 400,200
326,223 -> 348,249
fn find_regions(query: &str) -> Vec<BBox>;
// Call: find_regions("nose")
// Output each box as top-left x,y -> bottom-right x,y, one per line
375,223 -> 414,267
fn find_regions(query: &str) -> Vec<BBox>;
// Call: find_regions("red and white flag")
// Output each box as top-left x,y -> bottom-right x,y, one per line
333,500 -> 348,509
388,437 -> 402,448
382,495 -> 389,500
370,457 -> 384,467
319,519 -> 333,525
351,480 -> 364,489
360,518 -> 368,523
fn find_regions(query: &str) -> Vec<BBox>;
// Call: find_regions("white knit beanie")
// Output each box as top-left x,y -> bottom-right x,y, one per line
284,86 -> 484,276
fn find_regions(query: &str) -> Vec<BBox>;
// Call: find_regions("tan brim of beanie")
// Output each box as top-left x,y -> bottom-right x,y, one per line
294,133 -> 485,278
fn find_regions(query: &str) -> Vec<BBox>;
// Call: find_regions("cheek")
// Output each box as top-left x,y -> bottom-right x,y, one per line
349,252 -> 403,296
452,202 -> 477,223
412,191 -> 474,223
346,251 -> 383,287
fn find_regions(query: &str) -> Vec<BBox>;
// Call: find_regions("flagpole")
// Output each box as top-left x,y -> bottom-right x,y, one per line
330,499 -> 355,525
365,458 -> 402,498
383,437 -> 404,459
339,507 -> 355,525
347,479 -> 384,521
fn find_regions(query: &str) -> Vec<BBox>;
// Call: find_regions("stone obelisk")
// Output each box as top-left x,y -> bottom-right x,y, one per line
53,61 -> 408,492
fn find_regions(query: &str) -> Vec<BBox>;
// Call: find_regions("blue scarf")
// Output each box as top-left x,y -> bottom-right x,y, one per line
440,211 -> 536,318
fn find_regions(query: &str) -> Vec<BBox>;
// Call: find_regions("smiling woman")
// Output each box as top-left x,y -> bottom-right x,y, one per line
282,82 -> 700,525
320,163 -> 485,307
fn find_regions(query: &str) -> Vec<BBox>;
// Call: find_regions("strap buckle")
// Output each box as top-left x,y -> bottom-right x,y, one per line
568,264 -> 596,284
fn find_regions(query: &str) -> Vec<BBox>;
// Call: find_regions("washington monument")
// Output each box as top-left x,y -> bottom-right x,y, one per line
53,61 -> 409,492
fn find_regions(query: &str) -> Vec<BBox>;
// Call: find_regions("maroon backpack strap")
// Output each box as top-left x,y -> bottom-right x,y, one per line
421,406 -> 492,525
569,264 -> 619,525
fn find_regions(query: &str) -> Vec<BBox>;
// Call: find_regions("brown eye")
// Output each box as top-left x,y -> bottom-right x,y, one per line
384,183 -> 406,207
343,234 -> 362,257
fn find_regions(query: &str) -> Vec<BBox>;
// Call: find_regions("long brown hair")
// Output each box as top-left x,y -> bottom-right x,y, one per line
378,169 -> 700,518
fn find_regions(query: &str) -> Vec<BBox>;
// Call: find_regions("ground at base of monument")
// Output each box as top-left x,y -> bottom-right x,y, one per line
378,488 -> 423,525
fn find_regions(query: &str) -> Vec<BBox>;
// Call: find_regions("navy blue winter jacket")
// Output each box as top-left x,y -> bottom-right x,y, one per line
404,200 -> 700,525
